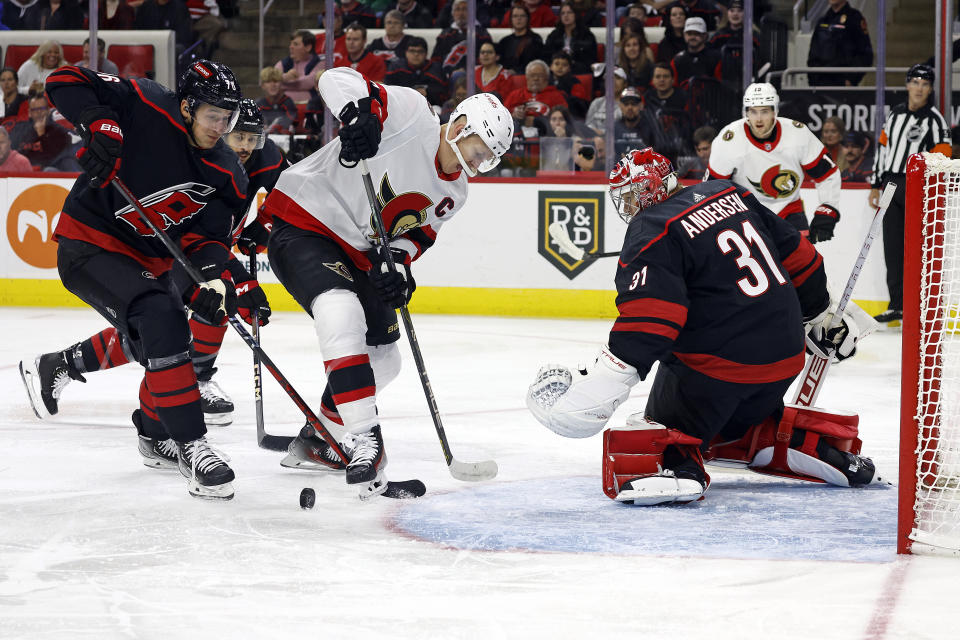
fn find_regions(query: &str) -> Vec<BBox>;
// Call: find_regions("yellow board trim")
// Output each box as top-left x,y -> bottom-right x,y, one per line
0,278 -> 891,320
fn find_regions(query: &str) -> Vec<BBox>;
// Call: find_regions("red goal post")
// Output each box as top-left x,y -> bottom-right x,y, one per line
899,151 -> 960,556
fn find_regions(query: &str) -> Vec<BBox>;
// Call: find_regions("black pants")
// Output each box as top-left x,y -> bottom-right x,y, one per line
881,173 -> 907,311
644,355 -> 795,447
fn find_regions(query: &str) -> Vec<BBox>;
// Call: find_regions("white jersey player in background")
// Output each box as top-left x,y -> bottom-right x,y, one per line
707,83 -> 842,243
260,67 -> 512,497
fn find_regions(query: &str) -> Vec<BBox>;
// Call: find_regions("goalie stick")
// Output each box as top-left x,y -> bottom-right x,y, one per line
112,179 -> 427,498
358,159 -> 498,482
548,222 -> 620,261
793,181 -> 897,407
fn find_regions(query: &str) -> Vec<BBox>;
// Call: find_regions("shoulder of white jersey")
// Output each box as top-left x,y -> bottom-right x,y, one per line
778,116 -> 807,130
715,119 -> 745,144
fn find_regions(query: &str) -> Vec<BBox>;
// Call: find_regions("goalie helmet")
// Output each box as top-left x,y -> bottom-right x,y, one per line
445,93 -> 514,177
608,148 -> 678,223
178,60 -> 241,131
229,98 -> 266,150
742,82 -> 779,118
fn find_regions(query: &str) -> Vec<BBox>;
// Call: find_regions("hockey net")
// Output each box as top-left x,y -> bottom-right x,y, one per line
899,152 -> 960,556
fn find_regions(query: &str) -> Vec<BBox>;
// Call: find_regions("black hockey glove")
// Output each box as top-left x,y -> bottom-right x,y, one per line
337,96 -> 384,165
237,219 -> 271,255
185,280 -> 237,325
782,210 -> 810,237
367,246 -> 415,308
234,278 -> 271,326
76,106 -> 123,188
809,204 -> 841,244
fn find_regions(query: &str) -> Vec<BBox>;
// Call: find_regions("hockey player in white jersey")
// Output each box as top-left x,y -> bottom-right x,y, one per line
707,83 -> 842,243
261,67 -> 512,497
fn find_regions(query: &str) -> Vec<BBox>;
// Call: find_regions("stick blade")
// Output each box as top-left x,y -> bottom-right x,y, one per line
259,434 -> 295,451
449,458 -> 499,481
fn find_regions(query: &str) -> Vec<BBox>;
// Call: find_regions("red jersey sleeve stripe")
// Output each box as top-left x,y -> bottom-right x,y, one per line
325,355 -> 371,375
47,67 -> 89,84
616,298 -> 688,326
801,147 -> 829,171
249,157 -> 284,177
791,252 -> 823,287
780,238 -> 818,276
130,78 -> 187,134
332,386 -> 377,405
611,321 -> 680,341
707,167 -> 732,179
200,158 -> 246,200
809,163 -> 838,183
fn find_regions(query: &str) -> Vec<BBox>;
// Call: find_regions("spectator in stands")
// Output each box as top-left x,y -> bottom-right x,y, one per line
100,0 -> 135,29
613,86 -> 652,158
3,0 -> 38,30
839,130 -> 873,184
1,68 -> 29,128
646,0 -> 723,31
618,32 -> 655,89
440,76 -> 467,123
644,62 -> 688,115
73,38 -> 120,75
0,127 -> 32,172
385,36 -> 448,107
135,0 -> 193,53
475,40 -> 513,98
807,0 -> 872,86
544,1 -> 598,75
570,0 -> 602,28
549,51 -> 589,119
585,66 -> 626,135
257,66 -> 298,133
338,22 -> 387,81
709,0 -> 758,50
276,29 -> 322,102
656,3 -> 688,63
496,0 -> 556,28
339,0 -> 377,28
185,0 -> 228,59
671,17 -> 721,86
820,115 -> 846,169
10,94 -> 76,171
676,124 -> 715,178
23,0 -> 83,30
432,0 -> 492,75
316,5 -> 348,64
17,41 -> 65,96
504,59 -> 568,120
390,0 -> 432,28
367,10 -> 413,68
498,4 -> 545,75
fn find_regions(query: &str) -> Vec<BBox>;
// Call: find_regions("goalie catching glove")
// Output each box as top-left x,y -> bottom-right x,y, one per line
808,204 -> 840,244
526,346 -> 640,438
804,303 -> 863,362
367,246 -> 415,308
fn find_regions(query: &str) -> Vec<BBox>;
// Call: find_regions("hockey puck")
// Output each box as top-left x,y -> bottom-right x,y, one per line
299,488 -> 315,510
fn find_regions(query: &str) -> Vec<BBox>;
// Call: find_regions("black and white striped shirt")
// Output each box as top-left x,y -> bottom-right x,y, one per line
871,102 -> 952,186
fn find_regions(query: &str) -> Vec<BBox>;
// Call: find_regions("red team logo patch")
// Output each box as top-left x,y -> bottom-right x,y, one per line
749,164 -> 800,200
114,183 -> 214,236
371,174 -> 433,239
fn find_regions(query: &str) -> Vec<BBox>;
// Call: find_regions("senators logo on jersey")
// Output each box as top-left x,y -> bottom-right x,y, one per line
115,183 -> 214,236
748,165 -> 800,200
369,174 -> 433,240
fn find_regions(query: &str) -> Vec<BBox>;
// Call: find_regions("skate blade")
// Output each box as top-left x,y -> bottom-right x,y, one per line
141,457 -> 179,471
187,480 -> 235,500
280,452 -> 344,471
18,359 -> 47,419
357,475 -> 389,501
203,412 -> 234,427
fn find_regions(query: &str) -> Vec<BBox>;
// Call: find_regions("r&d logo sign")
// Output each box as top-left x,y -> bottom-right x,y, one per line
7,184 -> 68,269
537,190 -> 604,279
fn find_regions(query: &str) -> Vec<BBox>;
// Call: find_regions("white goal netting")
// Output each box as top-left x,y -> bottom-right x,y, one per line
908,152 -> 960,555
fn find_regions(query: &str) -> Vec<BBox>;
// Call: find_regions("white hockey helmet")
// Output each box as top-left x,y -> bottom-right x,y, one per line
445,93 -> 514,176
742,82 -> 779,118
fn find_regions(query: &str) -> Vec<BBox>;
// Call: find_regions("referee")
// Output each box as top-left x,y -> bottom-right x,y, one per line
870,63 -> 952,323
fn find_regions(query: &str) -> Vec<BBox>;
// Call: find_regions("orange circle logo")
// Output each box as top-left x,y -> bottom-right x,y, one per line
7,184 -> 69,269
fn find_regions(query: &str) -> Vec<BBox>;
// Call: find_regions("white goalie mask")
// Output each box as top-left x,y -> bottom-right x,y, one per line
742,82 -> 779,118
445,93 -> 514,177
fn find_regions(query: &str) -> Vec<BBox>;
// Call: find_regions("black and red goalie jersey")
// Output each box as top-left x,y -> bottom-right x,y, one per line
45,66 -> 248,277
609,179 -> 829,384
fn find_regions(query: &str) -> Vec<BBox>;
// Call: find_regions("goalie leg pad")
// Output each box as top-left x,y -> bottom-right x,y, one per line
602,417 -> 709,505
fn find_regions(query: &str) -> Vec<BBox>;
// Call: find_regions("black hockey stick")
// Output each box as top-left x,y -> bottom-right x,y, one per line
793,181 -> 896,407
358,159 -> 498,481
111,179 -> 339,458
247,252 -> 291,450
548,222 -> 619,261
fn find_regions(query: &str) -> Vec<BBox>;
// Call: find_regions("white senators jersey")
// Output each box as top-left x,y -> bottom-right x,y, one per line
706,117 -> 840,219
264,67 -> 468,270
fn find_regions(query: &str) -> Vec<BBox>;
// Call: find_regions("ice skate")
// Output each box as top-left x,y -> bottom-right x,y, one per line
132,410 -> 178,470
19,352 -> 86,418
197,370 -> 233,426
873,309 -> 902,327
177,436 -> 235,500
280,424 -> 347,471
343,425 -> 386,485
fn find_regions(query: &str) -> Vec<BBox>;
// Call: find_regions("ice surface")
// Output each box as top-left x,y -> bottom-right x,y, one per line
1,308 -> 959,639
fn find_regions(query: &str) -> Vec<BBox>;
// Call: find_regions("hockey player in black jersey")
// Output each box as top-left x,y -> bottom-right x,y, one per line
527,148 -> 886,505
20,60 -> 251,500
19,98 -> 281,432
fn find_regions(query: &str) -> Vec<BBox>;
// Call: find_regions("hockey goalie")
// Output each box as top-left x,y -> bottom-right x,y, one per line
526,148 -> 887,506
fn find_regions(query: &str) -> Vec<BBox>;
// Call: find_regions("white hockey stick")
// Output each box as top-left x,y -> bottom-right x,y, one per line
793,181 -> 896,406
548,222 -> 619,261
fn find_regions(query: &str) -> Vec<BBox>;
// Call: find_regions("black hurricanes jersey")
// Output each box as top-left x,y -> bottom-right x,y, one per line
609,180 -> 829,385
46,66 -> 249,276
232,138 -> 287,239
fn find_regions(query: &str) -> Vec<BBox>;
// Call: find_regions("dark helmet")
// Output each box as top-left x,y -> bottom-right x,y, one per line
178,60 -> 242,116
228,98 -> 266,151
907,63 -> 935,84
